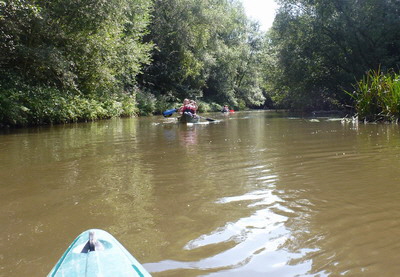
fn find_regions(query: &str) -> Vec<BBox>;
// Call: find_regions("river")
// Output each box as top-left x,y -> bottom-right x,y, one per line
1,111 -> 400,276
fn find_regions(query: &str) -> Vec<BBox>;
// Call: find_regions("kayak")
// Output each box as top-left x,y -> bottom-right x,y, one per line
48,229 -> 151,277
178,111 -> 200,123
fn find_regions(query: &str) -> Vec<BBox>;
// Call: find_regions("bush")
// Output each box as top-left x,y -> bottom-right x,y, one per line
155,94 -> 179,115
347,69 -> 400,121
236,99 -> 247,111
196,101 -> 224,112
120,94 -> 137,117
197,101 -> 211,113
0,83 -> 138,127
136,90 -> 156,116
0,89 -> 29,127
209,102 -> 223,112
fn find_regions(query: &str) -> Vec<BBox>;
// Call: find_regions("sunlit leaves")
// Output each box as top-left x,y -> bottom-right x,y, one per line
1,0 -> 153,95
0,0 -> 152,126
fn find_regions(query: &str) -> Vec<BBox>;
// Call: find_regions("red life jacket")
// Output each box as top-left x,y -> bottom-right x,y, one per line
183,104 -> 196,114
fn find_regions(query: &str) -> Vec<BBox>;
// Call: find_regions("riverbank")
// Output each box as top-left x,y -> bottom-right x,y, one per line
0,85 -> 237,128
0,86 -> 137,128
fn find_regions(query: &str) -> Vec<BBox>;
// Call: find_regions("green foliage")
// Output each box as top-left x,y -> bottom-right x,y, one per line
0,89 -> 29,127
154,94 -> 178,115
120,94 -> 138,117
0,80 -> 137,127
347,69 -> 400,121
139,0 -> 211,99
1,0 -> 153,126
1,0 -> 273,126
139,0 -> 266,109
207,102 -> 223,112
236,99 -> 247,111
196,101 -> 234,112
136,91 -> 181,116
266,0 -> 400,111
136,90 -> 156,116
195,101 -> 211,113
6,0 -> 153,94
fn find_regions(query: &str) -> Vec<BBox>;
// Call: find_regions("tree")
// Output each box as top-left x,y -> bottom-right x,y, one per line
1,0 -> 153,95
139,0 -> 265,108
0,0 -> 153,126
265,0 -> 400,110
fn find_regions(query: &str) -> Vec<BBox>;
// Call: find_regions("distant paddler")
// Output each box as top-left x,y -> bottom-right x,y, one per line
221,105 -> 234,113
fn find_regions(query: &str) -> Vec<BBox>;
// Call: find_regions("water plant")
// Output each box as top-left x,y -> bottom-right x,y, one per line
346,69 -> 400,122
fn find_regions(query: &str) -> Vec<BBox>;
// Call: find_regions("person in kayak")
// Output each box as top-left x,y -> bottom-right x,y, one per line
178,99 -> 197,115
221,105 -> 229,113
178,98 -> 190,114
188,100 -> 198,114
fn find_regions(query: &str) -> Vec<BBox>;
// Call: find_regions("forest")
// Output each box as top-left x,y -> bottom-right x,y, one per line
1,0 -> 400,127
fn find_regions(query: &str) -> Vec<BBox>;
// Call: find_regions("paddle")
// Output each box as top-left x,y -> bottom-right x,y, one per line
198,115 -> 216,122
162,108 -> 178,117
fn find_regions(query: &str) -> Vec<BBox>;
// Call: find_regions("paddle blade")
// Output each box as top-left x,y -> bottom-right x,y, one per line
198,115 -> 216,122
162,108 -> 178,117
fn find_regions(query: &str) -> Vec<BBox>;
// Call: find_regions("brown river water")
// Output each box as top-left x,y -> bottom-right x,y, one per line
1,111 -> 400,277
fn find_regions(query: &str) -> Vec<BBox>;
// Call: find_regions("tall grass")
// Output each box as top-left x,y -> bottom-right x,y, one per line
347,69 -> 400,122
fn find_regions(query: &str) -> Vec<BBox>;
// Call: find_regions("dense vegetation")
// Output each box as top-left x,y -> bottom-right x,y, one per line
266,0 -> 400,112
1,0 -> 400,127
1,0 -> 152,126
137,0 -> 265,114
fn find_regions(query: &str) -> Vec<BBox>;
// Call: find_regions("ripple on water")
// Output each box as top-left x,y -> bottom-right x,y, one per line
4,113 -> 400,276
145,186 -> 320,276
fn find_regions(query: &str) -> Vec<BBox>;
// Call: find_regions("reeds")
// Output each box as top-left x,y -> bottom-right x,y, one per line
347,69 -> 400,122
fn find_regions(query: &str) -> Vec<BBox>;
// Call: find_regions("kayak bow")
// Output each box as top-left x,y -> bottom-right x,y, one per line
48,229 -> 151,277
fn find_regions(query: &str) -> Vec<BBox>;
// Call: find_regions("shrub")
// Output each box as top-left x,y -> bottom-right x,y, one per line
197,101 -> 211,113
136,90 -> 156,116
236,99 -> 247,111
347,69 -> 400,121
120,94 -> 137,117
155,94 -> 178,115
0,83 -> 138,127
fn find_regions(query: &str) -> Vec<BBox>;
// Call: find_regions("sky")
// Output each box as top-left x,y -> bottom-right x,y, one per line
240,0 -> 279,31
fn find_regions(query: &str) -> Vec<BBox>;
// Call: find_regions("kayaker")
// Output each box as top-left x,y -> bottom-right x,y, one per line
179,98 -> 197,115
221,105 -> 229,113
178,98 -> 190,114
188,100 -> 198,114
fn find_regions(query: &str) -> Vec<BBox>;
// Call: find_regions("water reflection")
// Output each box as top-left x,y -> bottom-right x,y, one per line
179,125 -> 198,147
